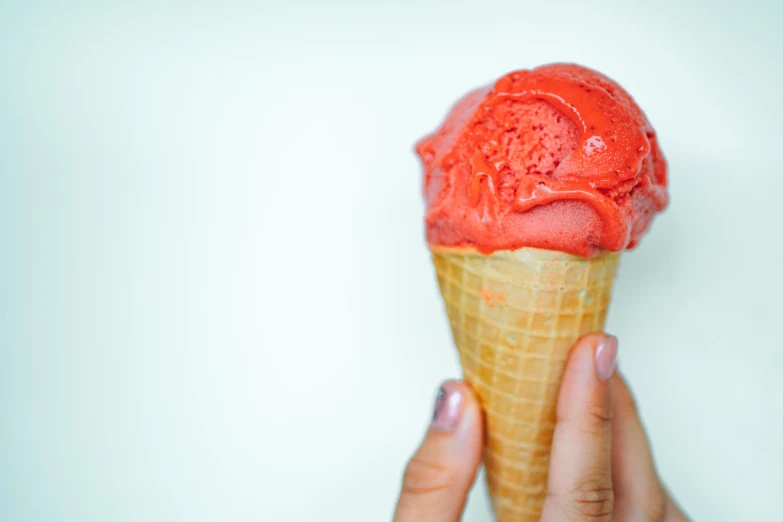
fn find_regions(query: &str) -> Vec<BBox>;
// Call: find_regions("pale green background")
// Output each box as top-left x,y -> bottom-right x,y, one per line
1,1 -> 781,521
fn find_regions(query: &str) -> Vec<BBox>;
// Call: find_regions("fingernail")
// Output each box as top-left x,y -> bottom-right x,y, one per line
431,382 -> 463,432
595,335 -> 619,381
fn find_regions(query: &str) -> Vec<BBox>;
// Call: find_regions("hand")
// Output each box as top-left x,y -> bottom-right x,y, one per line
393,333 -> 689,522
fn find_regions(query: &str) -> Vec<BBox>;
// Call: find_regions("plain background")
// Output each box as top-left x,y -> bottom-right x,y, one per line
1,1 -> 782,521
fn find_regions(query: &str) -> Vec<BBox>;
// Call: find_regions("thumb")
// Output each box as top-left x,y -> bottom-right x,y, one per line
394,381 -> 483,522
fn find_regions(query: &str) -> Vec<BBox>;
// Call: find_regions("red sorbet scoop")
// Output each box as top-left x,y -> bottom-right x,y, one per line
417,63 -> 668,257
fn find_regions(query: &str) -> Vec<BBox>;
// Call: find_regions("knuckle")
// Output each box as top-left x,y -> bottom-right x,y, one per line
648,499 -> 667,522
401,455 -> 452,496
565,471 -> 614,521
585,402 -> 613,428
645,486 -> 668,522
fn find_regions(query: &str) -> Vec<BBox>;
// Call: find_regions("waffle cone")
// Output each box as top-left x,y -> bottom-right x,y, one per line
431,246 -> 620,521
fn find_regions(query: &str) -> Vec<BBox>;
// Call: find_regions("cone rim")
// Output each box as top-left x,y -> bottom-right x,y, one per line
429,244 -> 621,261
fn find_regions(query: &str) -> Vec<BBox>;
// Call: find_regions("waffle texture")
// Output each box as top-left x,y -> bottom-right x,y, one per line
431,246 -> 620,521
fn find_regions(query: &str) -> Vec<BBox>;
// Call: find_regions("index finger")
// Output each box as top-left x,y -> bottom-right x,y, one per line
541,333 -> 617,522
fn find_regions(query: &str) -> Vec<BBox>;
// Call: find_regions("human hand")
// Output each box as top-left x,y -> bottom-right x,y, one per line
393,333 -> 689,521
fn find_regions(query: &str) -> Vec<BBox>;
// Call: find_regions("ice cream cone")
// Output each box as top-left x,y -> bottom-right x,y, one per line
431,246 -> 620,522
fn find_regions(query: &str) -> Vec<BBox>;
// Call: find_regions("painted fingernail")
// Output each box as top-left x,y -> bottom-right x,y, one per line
431,381 -> 463,432
595,335 -> 619,381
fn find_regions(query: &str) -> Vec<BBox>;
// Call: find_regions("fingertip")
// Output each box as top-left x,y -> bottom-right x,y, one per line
556,332 -> 616,423
394,380 -> 484,522
441,380 -> 483,465
446,381 -> 481,422
429,380 -> 481,435
595,335 -> 618,381
566,332 -> 617,379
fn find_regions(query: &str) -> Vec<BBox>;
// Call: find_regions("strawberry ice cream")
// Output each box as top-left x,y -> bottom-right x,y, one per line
416,64 -> 668,257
